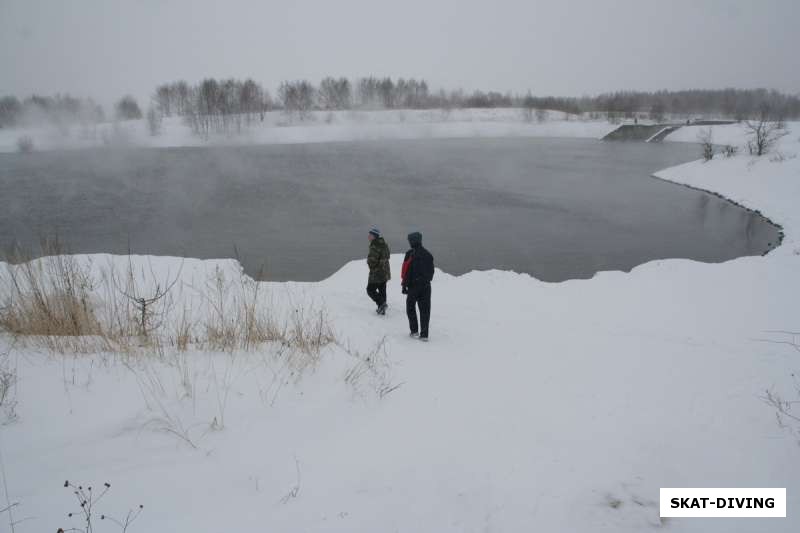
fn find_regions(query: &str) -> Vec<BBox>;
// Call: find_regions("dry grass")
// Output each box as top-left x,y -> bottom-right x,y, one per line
1,247 -> 98,336
0,345 -> 17,424
342,336 -> 401,399
0,243 -> 114,353
202,266 -> 283,351
0,244 -> 336,361
172,308 -> 194,352
285,306 -> 336,362
201,266 -> 335,359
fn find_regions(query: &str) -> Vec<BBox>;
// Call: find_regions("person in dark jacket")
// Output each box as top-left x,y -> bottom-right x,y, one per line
400,231 -> 434,341
366,227 -> 391,315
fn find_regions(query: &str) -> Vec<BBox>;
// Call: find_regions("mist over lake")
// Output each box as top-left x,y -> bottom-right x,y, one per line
0,137 -> 780,281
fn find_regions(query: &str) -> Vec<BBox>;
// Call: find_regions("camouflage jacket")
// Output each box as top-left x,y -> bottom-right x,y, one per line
367,237 -> 391,283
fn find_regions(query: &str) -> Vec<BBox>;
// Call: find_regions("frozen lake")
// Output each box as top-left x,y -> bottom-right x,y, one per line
0,137 -> 781,281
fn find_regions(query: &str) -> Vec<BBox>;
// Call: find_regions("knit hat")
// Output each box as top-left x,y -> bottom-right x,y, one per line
369,227 -> 381,238
407,231 -> 422,247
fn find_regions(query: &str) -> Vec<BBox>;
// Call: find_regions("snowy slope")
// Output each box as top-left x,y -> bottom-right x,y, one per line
664,121 -> 762,147
1,128 -> 800,532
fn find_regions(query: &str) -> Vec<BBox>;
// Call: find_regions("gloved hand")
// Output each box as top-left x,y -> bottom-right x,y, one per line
401,285 -> 408,295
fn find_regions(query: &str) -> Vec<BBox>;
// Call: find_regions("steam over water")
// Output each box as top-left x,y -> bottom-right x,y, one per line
0,137 -> 781,281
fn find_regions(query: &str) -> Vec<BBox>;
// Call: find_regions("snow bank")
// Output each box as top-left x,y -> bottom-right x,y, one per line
2,128 -> 800,532
663,121 -> 797,150
0,108 -> 616,153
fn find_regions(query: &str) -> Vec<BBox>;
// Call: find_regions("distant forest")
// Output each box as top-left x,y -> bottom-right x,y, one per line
1,76 -> 799,130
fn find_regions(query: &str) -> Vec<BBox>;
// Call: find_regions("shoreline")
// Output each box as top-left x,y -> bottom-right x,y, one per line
647,171 -> 785,257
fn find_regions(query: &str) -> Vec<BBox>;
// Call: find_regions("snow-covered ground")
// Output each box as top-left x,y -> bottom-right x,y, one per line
663,121 -> 754,147
1,124 -> 799,532
0,108 -> 615,152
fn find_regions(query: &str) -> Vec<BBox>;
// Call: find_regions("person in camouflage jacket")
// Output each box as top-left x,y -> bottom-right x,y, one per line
366,227 -> 391,315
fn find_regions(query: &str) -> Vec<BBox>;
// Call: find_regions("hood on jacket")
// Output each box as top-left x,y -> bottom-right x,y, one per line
407,232 -> 422,248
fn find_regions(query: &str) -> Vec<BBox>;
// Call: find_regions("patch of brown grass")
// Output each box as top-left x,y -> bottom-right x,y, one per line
1,244 -> 336,361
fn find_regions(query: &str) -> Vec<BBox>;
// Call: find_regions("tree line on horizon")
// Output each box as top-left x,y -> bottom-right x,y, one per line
0,93 -> 145,129
2,79 -> 799,132
155,78 -> 800,120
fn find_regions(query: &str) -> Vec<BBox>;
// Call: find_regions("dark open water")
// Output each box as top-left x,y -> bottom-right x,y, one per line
0,137 -> 781,281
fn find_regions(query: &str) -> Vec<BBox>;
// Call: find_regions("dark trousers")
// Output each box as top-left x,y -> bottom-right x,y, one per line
406,283 -> 431,336
366,282 -> 387,307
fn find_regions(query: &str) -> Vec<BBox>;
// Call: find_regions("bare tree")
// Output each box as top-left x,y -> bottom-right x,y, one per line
145,105 -> 161,136
171,78 -> 272,136
521,92 -> 535,122
279,80 -> 316,119
258,89 -> 272,121
318,77 -> 351,110
113,259 -> 182,338
745,104 -> 787,156
154,84 -> 172,117
397,78 -> 428,108
0,96 -> 22,128
239,78 -> 261,123
193,78 -> 220,137
649,101 -> 665,122
218,78 -> 241,133
114,96 -> 142,120
378,78 -> 395,108
173,81 -> 190,116
697,127 -> 714,161
356,77 -> 380,109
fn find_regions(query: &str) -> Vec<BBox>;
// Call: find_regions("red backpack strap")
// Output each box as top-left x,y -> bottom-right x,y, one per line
401,251 -> 414,283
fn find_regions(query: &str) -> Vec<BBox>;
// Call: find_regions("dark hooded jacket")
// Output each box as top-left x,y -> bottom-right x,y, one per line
401,232 -> 434,289
367,237 -> 391,284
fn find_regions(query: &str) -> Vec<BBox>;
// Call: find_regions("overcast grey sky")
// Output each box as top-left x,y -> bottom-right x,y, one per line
1,0 -> 798,107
